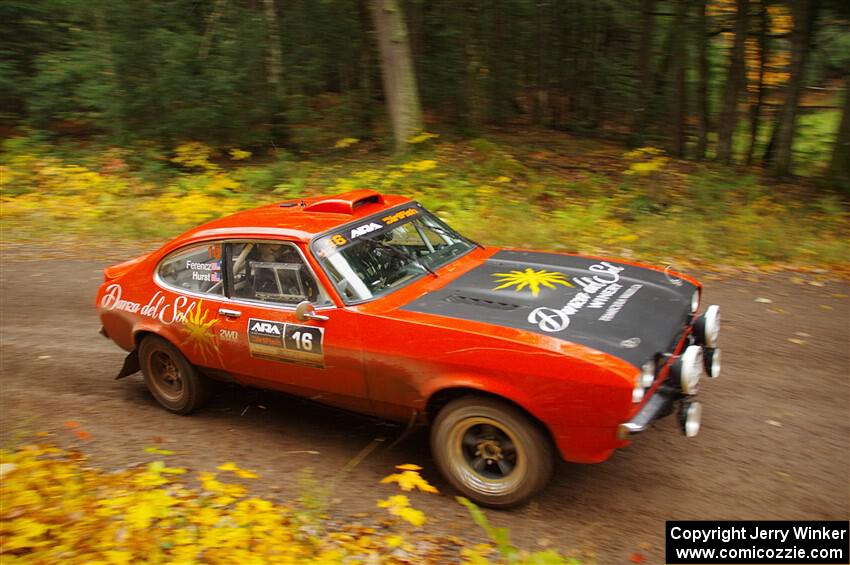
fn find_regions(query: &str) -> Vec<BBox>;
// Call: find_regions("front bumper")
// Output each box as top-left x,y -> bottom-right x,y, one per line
618,304 -> 721,440
618,385 -> 676,438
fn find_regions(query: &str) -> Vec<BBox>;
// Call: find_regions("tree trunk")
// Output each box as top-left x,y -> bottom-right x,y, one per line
768,0 -> 818,176
826,79 -> 850,191
670,0 -> 688,157
694,0 -> 710,159
746,0 -> 768,165
263,0 -> 286,143
716,0 -> 749,164
369,0 -> 424,153
633,0 -> 656,139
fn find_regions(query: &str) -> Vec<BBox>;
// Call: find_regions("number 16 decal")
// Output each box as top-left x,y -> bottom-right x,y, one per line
284,324 -> 324,357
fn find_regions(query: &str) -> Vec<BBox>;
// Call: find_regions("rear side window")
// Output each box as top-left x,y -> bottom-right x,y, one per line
158,243 -> 224,296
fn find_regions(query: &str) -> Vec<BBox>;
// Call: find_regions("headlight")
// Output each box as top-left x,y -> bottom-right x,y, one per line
679,399 -> 702,438
704,347 -> 721,378
640,360 -> 656,388
690,290 -> 700,314
631,371 -> 645,403
671,345 -> 703,395
694,304 -> 720,347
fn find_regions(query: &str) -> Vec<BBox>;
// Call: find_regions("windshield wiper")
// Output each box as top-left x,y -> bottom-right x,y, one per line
364,236 -> 439,278
427,223 -> 484,250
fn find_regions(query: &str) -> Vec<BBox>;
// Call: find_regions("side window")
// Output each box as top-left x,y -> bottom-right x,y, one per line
228,242 -> 330,306
158,243 -> 224,296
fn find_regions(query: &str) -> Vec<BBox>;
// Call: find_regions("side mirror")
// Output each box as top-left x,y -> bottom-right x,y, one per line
295,300 -> 329,322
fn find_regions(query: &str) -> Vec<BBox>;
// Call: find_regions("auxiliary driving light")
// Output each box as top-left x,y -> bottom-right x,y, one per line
690,290 -> 700,314
640,360 -> 656,388
703,347 -> 721,379
632,373 -> 645,403
694,304 -> 720,347
671,345 -> 703,395
679,399 -> 702,437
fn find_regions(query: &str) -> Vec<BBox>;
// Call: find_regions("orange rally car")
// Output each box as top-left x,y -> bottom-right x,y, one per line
97,189 -> 721,507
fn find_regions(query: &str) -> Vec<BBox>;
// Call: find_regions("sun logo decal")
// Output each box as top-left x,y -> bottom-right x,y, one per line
491,268 -> 573,296
181,300 -> 220,361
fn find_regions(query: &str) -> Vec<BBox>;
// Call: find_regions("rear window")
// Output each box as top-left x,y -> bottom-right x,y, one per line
157,243 -> 224,296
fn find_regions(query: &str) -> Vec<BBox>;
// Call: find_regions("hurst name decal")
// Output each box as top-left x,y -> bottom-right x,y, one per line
248,318 -> 325,368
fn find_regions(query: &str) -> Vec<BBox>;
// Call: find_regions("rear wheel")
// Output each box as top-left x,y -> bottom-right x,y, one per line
431,396 -> 554,508
139,335 -> 210,415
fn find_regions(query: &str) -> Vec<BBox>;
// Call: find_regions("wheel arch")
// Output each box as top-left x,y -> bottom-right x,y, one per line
424,386 -> 558,455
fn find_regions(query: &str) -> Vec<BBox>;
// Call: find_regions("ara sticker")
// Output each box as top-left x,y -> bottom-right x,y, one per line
247,318 -> 324,368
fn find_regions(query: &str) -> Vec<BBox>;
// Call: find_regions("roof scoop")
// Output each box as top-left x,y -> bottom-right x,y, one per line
303,190 -> 385,214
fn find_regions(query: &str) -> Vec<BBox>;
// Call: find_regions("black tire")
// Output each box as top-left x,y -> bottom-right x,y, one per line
431,396 -> 554,509
139,335 -> 210,415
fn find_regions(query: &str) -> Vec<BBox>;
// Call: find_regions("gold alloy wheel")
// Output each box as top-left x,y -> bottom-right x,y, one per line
446,416 -> 528,497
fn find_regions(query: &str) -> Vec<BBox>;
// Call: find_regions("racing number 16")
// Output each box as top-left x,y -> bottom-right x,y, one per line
290,331 -> 313,351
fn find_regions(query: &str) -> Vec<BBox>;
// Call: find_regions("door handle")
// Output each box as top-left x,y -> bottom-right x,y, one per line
218,308 -> 242,318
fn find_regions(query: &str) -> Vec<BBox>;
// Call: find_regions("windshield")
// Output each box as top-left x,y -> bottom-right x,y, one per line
311,203 -> 475,302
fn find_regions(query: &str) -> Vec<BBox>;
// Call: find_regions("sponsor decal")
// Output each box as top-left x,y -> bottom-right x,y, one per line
247,318 -> 325,368
100,284 -> 223,362
218,329 -> 239,343
491,268 -> 573,297
180,300 -> 219,361
315,204 -> 422,257
101,283 -> 198,325
620,337 -> 641,348
526,262 -> 642,333
382,207 -> 418,225
350,222 -> 383,239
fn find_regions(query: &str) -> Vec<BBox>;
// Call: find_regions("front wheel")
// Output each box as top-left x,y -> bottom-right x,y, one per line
139,335 -> 210,415
431,396 -> 554,508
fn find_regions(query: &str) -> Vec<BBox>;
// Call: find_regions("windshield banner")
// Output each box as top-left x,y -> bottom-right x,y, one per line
313,204 -> 421,257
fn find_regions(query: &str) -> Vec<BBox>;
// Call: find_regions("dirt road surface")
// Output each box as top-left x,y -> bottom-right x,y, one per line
1,253 -> 848,564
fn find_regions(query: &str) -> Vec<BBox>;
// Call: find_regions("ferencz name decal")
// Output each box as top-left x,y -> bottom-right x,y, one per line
526,262 -> 642,333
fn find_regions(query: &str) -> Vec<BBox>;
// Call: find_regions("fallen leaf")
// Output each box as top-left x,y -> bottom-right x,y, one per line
74,430 -> 92,440
144,447 -> 174,456
64,421 -> 80,429
808,281 -> 825,287
820,305 -> 833,310
788,338 -> 806,345
629,552 -> 646,563
755,297 -> 773,304
790,277 -> 805,285
37,355 -> 51,360
765,420 -> 783,428
831,293 -> 848,299
794,332 -> 811,338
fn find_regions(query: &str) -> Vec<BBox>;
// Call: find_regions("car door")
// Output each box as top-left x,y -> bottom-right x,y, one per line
218,240 -> 369,413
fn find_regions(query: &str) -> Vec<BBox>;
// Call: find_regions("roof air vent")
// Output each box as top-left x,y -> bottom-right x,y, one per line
303,190 -> 385,214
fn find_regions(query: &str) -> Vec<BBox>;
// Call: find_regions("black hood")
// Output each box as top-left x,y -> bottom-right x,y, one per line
400,250 -> 697,366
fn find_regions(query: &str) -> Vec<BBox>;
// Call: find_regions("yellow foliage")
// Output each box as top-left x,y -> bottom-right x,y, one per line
334,137 -> 360,149
380,464 -> 439,493
377,495 -> 427,527
407,132 -> 440,144
229,148 -> 252,161
0,443 -> 450,564
172,142 -> 219,171
401,159 -> 438,173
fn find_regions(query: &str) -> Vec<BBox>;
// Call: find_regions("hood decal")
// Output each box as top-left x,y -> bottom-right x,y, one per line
400,250 -> 696,366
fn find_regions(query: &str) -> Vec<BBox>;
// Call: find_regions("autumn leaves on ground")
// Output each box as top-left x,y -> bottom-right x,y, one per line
1,424 -> 577,564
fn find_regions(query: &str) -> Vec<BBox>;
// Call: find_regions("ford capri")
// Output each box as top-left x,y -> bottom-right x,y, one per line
97,189 -> 721,507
